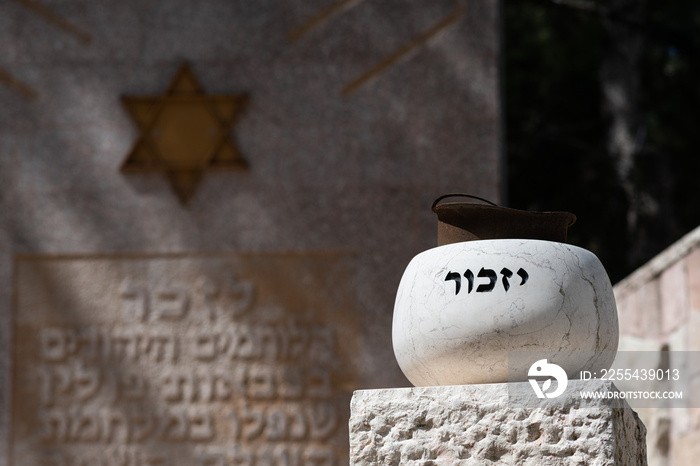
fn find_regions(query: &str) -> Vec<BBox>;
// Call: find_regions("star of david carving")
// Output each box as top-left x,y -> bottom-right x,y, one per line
120,63 -> 249,203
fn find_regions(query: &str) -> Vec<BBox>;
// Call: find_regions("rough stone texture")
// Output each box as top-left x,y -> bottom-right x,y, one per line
0,0 -> 502,464
350,381 -> 647,465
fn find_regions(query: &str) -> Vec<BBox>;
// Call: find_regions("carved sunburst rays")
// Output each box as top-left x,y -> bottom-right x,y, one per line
121,64 -> 250,203
12,0 -> 91,44
0,68 -> 38,101
2,0 -> 464,100
290,0 -> 465,94
1,0 -> 92,100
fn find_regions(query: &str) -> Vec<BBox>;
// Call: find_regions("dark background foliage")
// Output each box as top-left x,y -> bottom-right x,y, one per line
504,0 -> 700,283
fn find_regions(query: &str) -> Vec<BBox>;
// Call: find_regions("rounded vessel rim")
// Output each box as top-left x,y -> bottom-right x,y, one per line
414,238 -> 596,258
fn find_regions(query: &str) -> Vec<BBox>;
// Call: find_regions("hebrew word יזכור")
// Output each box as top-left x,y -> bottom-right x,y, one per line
445,268 -> 528,295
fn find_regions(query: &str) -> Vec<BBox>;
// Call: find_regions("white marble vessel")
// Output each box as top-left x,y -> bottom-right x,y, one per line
392,239 -> 618,386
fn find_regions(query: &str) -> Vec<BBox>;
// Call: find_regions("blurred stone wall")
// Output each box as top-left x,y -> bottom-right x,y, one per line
0,1 -> 502,464
615,225 -> 700,466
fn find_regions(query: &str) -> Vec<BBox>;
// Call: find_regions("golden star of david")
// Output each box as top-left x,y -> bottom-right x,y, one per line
121,63 -> 249,203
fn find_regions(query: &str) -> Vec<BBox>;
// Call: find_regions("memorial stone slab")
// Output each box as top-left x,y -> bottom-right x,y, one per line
13,253 -> 359,465
0,0 -> 501,464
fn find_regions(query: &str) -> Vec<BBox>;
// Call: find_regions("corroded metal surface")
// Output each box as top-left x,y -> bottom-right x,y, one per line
432,194 -> 576,246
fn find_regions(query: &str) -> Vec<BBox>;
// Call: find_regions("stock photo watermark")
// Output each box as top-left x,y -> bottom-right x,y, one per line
508,351 -> 699,409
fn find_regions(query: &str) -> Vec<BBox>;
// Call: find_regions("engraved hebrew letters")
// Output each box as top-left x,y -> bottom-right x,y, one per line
12,254 -> 357,466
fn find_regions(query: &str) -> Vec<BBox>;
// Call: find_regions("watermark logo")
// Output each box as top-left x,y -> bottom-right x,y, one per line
528,359 -> 568,398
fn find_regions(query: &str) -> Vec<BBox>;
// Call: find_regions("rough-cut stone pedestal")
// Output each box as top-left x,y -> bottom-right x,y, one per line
349,380 -> 647,465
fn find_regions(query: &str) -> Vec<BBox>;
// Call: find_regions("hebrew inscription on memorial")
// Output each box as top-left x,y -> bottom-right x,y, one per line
12,253 -> 359,466
445,268 -> 529,295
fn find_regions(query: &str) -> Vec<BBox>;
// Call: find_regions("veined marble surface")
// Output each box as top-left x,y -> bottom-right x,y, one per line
392,239 -> 619,386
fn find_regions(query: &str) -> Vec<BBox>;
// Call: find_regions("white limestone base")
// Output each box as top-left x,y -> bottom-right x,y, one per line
349,380 -> 647,465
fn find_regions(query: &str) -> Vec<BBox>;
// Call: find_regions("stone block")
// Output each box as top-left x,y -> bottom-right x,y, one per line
633,408 -> 670,466
638,280 -> 663,341
688,247 -> 700,314
615,278 -> 662,341
625,279 -> 662,340
350,381 -> 647,465
660,259 -> 689,337
615,290 -> 639,338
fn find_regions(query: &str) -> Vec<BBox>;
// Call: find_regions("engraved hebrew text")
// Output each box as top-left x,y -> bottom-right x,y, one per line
12,255 -> 357,466
445,267 -> 529,295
